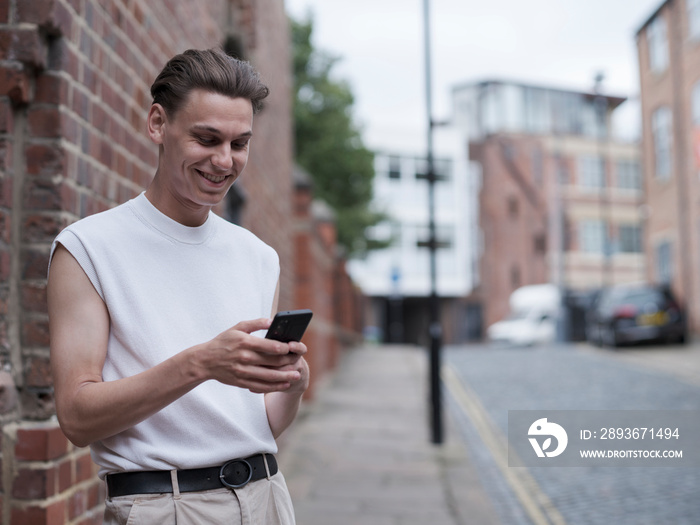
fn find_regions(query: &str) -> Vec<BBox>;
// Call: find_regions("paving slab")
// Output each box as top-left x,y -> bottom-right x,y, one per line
278,344 -> 501,525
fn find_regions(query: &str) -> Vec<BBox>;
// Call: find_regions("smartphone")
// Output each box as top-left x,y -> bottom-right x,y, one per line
265,309 -> 313,343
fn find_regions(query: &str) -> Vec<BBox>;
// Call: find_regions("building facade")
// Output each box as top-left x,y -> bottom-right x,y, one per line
636,0 -> 700,333
347,150 -> 479,345
453,80 -> 645,330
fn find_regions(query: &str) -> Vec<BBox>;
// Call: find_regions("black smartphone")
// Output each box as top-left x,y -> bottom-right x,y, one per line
265,309 -> 313,343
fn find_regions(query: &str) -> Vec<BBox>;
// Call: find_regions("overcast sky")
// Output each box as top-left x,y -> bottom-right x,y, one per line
285,0 -> 664,153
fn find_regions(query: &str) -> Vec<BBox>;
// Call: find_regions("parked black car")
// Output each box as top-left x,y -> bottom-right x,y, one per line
585,283 -> 686,348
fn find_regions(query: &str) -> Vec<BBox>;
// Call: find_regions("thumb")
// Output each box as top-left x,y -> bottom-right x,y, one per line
234,317 -> 272,334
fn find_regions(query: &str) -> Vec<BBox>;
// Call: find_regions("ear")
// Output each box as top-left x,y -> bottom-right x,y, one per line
147,104 -> 167,145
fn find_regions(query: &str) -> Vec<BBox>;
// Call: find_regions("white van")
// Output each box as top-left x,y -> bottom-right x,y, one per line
486,284 -> 561,346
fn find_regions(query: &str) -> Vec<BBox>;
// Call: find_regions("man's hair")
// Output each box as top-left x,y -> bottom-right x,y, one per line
150,48 -> 270,116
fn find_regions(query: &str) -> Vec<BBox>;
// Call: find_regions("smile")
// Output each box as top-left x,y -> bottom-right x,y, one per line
197,170 -> 228,184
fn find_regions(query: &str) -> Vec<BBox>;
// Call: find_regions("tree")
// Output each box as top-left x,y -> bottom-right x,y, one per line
291,15 -> 385,256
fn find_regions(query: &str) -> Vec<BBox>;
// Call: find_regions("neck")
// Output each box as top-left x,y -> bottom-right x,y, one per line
145,176 -> 210,227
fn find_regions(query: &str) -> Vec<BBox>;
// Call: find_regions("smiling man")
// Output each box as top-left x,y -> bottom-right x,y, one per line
47,49 -> 307,525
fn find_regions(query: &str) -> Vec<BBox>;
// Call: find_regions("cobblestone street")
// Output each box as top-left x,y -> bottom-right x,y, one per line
445,342 -> 700,525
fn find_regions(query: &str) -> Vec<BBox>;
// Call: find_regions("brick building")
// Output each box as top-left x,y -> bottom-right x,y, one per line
0,0 -> 361,523
453,80 -> 645,330
636,0 -> 700,333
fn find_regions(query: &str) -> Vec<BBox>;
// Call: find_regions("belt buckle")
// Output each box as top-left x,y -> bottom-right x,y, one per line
219,459 -> 253,489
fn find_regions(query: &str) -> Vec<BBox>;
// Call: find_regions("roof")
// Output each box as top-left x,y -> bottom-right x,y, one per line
453,78 -> 627,110
635,0 -> 671,36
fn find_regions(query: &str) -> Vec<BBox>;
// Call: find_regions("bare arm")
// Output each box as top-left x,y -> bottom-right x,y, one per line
264,281 -> 311,438
48,245 -> 302,447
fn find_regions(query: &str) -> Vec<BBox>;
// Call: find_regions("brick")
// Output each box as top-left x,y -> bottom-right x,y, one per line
0,28 -> 46,68
75,452 -> 95,483
0,140 -> 12,172
87,480 -> 102,509
23,213 -> 67,243
12,466 -> 56,499
27,107 -> 61,139
11,499 -> 65,525
24,354 -> 52,388
22,248 -> 51,280
25,143 -> 65,177
16,424 -> 69,462
0,0 -> 8,23
19,388 -> 55,420
0,250 -> 10,281
16,0 -> 55,26
69,488 -> 88,520
0,66 -> 32,104
35,73 -> 68,105
57,458 -> 72,492
21,281 -> 48,313
0,98 -> 12,134
24,177 -> 77,213
22,317 -> 50,347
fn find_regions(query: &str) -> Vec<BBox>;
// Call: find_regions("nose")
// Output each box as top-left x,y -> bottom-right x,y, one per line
211,143 -> 234,171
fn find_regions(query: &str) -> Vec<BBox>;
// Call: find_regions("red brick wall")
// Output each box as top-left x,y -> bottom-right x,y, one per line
637,0 -> 700,332
292,178 -> 363,399
471,136 -> 550,328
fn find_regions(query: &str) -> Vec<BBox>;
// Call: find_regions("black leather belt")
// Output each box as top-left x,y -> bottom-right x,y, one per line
106,453 -> 277,498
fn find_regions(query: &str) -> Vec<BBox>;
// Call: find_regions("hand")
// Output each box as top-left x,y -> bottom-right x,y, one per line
194,318 -> 308,394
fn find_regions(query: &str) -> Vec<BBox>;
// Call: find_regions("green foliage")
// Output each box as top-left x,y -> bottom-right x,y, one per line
291,15 -> 386,256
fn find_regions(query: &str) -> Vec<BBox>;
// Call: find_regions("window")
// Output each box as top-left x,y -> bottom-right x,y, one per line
433,158 -> 452,181
414,158 -> 428,180
652,106 -> 672,179
578,155 -> 604,189
388,156 -> 401,179
655,241 -> 672,284
616,160 -> 642,190
580,220 -> 606,254
522,87 -> 549,133
618,225 -> 642,253
647,15 -> 669,74
689,0 -> 700,40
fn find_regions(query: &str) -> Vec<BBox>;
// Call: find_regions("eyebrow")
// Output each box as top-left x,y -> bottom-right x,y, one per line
190,124 -> 253,138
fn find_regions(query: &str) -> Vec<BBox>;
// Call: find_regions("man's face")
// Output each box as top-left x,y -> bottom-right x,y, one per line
154,89 -> 254,215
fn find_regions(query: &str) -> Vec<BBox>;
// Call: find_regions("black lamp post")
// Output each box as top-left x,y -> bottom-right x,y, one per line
422,0 -> 443,445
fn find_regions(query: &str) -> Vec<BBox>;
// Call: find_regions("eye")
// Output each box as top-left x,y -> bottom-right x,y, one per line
232,140 -> 250,150
194,134 -> 218,146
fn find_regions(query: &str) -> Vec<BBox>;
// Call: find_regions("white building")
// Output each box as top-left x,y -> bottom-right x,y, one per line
348,130 -> 479,344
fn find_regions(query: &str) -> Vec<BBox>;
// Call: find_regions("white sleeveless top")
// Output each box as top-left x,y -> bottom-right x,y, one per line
50,193 -> 280,478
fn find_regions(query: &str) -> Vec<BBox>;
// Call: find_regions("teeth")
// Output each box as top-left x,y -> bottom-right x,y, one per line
199,171 -> 226,183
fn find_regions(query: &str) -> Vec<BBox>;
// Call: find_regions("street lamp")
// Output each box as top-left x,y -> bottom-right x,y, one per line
422,0 -> 443,445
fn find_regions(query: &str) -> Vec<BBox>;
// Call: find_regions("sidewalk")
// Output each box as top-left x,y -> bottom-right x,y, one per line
277,344 -> 501,525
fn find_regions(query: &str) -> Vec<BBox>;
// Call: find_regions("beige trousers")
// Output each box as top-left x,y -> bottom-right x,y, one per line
103,472 -> 295,525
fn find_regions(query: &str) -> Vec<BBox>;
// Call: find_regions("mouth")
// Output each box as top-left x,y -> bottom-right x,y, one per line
196,169 -> 229,185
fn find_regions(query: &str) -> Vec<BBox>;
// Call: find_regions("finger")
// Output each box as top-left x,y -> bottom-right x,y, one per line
233,317 -> 272,334
244,380 -> 294,394
287,342 -> 307,355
